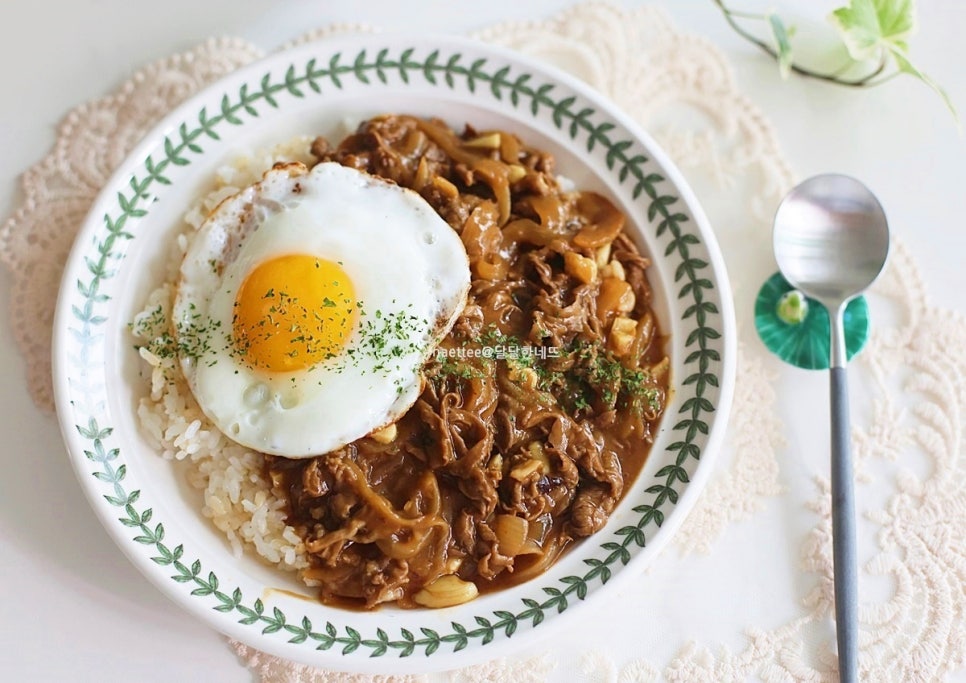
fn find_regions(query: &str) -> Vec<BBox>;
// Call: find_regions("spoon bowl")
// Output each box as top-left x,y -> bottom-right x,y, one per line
773,173 -> 889,683
774,174 -> 889,317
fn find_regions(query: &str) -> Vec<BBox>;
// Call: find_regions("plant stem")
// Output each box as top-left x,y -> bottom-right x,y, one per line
712,0 -> 887,87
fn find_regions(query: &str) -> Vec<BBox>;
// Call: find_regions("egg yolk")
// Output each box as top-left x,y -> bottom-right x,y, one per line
232,254 -> 356,373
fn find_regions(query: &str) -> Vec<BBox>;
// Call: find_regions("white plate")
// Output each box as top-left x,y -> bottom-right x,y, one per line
53,34 -> 736,674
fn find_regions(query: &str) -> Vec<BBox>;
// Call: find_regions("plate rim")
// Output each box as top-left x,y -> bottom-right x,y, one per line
51,31 -> 737,673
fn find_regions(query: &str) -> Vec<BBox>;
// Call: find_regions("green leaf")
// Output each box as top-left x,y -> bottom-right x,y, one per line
237,606 -> 259,624
349,53 -> 367,86
887,44 -> 961,129
829,0 -> 915,62
284,65 -> 304,97
768,13 -> 794,79
423,50 -> 439,85
221,94 -> 242,125
491,66 -> 510,100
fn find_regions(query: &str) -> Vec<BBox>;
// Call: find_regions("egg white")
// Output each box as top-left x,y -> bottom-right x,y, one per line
173,162 -> 470,457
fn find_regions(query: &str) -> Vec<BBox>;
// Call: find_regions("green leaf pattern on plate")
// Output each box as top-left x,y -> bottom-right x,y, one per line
68,47 -> 724,658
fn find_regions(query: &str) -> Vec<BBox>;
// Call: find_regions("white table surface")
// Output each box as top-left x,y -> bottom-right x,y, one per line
1,1 -> 964,681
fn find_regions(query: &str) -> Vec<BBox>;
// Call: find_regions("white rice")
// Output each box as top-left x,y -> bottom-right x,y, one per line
132,137 -> 318,571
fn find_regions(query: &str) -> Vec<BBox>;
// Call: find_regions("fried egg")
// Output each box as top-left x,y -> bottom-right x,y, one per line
173,161 -> 470,457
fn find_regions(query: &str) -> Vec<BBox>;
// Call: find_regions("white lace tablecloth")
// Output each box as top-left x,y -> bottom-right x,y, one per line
2,2 -> 964,681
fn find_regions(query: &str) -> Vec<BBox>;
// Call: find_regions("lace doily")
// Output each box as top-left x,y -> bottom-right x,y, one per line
3,2 -> 963,681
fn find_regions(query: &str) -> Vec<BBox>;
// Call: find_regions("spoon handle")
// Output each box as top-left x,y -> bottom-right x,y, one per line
830,364 -> 858,682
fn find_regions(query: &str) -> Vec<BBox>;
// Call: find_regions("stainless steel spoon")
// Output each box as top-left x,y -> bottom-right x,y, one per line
773,174 -> 889,683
